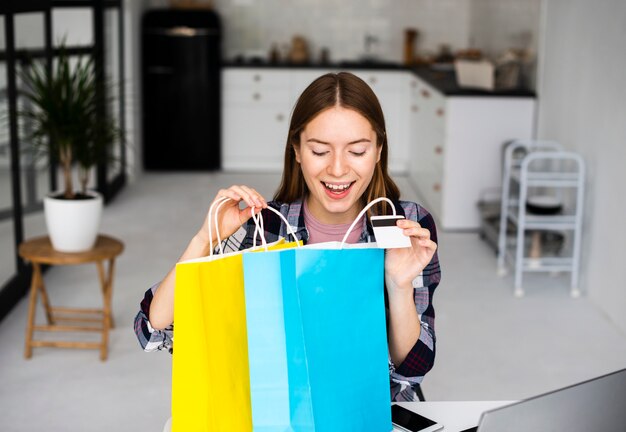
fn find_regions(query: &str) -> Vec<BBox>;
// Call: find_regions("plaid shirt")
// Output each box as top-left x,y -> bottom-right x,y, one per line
134,198 -> 440,402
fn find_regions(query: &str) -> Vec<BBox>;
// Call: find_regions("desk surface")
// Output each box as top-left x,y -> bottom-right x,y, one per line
395,401 -> 514,432
162,401 -> 513,432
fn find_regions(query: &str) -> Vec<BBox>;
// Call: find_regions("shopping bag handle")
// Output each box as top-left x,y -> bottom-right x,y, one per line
340,197 -> 396,249
207,196 -> 300,255
207,196 -> 231,256
251,205 -> 300,250
250,207 -> 267,249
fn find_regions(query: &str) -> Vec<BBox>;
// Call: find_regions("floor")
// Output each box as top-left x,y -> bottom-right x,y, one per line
1,171 -> 626,432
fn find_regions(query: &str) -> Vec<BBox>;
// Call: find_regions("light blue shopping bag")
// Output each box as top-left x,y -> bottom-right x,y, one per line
243,243 -> 392,432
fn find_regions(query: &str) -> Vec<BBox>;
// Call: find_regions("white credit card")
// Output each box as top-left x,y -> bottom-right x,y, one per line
371,215 -> 412,249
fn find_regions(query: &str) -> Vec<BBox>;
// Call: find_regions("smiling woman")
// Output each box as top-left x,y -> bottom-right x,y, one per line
134,72 -> 441,403
276,72 -> 399,220
293,106 -> 381,224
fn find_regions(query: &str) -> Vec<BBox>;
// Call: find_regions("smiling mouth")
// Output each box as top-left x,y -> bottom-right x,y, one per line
322,181 -> 355,193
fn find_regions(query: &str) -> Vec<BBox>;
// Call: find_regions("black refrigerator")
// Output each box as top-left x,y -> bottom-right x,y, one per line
142,9 -> 221,170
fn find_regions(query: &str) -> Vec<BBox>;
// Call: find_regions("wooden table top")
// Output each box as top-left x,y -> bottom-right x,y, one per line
18,235 -> 124,265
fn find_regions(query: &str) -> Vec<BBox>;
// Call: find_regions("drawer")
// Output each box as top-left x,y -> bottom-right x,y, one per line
223,69 -> 292,89
225,87 -> 291,106
412,79 -> 446,133
350,70 -> 406,90
410,171 -> 443,219
415,136 -> 444,176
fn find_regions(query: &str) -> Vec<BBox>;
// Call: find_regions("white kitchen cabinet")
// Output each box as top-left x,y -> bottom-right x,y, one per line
408,78 -> 536,230
222,68 -> 410,174
222,69 -> 292,171
349,71 -> 410,174
408,76 -> 446,219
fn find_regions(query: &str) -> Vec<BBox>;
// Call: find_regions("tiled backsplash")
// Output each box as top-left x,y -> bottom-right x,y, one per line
149,0 -> 471,62
148,0 -> 540,69
219,0 -> 472,63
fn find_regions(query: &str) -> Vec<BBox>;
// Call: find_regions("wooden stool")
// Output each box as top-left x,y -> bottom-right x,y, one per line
19,235 -> 124,361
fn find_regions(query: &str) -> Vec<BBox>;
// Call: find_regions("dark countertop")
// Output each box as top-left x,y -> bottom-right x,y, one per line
222,60 -> 536,98
411,65 -> 535,97
222,59 -> 405,71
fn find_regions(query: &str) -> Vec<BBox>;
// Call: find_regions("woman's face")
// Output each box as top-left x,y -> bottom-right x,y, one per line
294,106 -> 381,225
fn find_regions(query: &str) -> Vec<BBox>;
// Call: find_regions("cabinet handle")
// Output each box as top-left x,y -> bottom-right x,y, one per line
411,105 -> 419,113
411,80 -> 417,88
252,92 -> 261,101
253,74 -> 261,82
369,76 -> 377,84
433,183 -> 441,192
276,113 -> 285,122
436,108 -> 444,117
434,146 -> 442,155
421,89 -> 430,98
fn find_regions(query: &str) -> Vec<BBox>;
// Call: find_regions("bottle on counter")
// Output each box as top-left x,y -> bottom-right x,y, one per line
403,28 -> 419,65
269,43 -> 281,63
319,47 -> 330,64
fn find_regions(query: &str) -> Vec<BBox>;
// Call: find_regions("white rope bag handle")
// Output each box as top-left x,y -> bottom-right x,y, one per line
209,196 -> 393,253
251,207 -> 267,249
251,205 -> 300,250
207,196 -> 229,257
208,196 -> 300,255
340,197 -> 396,249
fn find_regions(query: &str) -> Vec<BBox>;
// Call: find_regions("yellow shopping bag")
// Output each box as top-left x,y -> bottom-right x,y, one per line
172,237 -> 300,432
173,251 -> 247,432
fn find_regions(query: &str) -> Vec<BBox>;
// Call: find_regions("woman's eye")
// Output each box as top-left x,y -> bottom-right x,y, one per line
312,150 -> 328,156
350,151 -> 366,157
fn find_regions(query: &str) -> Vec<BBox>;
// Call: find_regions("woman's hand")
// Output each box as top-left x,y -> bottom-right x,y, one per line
150,185 -> 267,330
384,219 -> 437,293
196,185 -> 268,247
384,219 -> 437,365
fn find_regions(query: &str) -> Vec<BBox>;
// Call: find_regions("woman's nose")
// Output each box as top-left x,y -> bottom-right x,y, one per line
327,153 -> 349,177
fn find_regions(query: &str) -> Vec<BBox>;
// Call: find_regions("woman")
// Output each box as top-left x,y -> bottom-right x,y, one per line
134,72 -> 440,402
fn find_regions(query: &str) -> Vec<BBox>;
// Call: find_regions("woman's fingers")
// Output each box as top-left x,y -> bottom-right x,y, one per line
216,185 -> 266,210
237,185 -> 267,209
214,186 -> 267,210
397,219 -> 430,239
395,219 -> 437,251
214,188 -> 241,204
202,186 -> 268,244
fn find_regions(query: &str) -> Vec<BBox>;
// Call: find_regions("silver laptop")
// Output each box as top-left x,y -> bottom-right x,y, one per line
468,368 -> 626,432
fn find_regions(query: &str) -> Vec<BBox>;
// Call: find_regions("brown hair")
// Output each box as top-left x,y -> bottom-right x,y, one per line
273,72 -> 400,216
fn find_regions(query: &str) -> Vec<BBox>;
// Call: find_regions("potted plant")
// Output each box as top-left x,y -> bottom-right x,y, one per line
19,47 -> 119,252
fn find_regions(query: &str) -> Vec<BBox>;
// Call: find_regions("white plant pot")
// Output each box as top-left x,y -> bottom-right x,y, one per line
44,191 -> 103,253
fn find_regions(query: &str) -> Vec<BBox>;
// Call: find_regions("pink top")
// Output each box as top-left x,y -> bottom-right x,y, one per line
303,199 -> 362,244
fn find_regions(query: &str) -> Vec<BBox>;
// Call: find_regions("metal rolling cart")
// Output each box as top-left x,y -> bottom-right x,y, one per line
495,140 -> 585,297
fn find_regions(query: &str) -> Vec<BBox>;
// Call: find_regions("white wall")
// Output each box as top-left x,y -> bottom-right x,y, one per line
469,0 -> 541,58
537,0 -> 626,332
469,0 -> 541,89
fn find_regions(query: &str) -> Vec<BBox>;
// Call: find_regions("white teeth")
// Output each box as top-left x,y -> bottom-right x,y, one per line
324,182 -> 351,191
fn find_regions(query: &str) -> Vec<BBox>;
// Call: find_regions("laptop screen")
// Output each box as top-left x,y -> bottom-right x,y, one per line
477,368 -> 626,432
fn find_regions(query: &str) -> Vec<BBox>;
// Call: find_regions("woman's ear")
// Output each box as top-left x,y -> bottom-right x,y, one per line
376,144 -> 382,163
293,145 -> 301,163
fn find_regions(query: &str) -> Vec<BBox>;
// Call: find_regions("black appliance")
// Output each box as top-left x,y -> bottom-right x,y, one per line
142,9 -> 221,170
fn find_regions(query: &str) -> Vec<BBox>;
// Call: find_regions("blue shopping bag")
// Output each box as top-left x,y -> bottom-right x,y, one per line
243,243 -> 392,432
